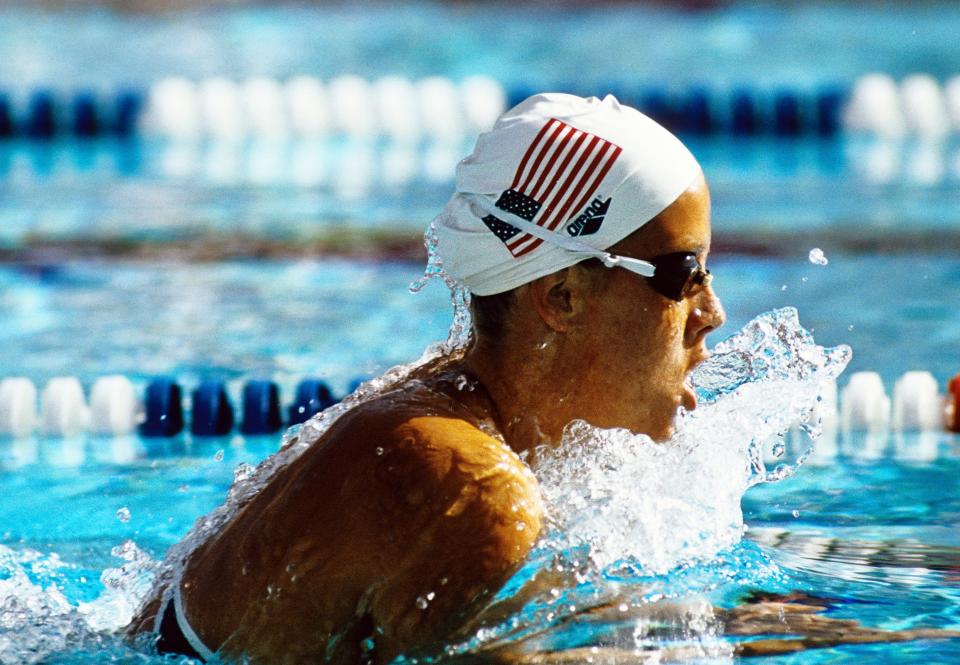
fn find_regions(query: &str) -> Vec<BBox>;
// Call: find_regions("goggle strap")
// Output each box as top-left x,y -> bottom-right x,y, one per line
466,194 -> 656,278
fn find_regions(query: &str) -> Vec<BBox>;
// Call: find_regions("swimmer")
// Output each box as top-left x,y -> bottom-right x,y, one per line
127,93 -> 953,662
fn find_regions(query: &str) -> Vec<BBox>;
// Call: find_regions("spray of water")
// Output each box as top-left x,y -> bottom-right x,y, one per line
440,307 -> 851,657
535,307 -> 850,577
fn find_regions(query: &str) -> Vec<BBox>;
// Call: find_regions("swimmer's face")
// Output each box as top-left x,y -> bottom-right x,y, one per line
572,173 -> 724,440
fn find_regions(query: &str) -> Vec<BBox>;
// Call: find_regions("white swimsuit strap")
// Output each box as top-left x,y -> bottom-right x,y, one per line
173,583 -> 217,662
152,591 -> 169,636
465,193 -> 656,277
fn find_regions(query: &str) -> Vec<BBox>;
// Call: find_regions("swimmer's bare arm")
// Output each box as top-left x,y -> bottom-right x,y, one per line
362,415 -> 545,662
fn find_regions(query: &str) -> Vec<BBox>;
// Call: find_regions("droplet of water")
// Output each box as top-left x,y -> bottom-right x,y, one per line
792,510 -> 800,518
110,539 -> 142,561
214,449 -> 224,462
848,324 -> 855,331
375,446 -> 384,456
233,462 -> 254,483
618,603 -> 629,612
415,595 -> 430,610
808,248 -> 829,266
801,276 -> 808,283
115,507 -> 131,523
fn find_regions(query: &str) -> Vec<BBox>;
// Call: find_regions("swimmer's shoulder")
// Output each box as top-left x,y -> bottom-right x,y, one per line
319,389 -> 545,658
324,386 -> 544,541
182,385 -> 544,662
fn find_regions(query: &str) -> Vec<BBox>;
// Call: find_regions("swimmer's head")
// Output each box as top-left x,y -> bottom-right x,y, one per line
434,93 -> 723,443
433,92 -> 702,296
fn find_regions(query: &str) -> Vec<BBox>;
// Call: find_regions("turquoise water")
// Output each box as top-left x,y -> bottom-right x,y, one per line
0,255 -> 958,662
1,252 -> 957,388
3,3 -> 960,88
2,2 -> 960,661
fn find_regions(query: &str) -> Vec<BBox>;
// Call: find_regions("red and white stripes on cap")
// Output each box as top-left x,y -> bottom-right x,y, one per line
504,117 -> 622,257
434,93 -> 702,296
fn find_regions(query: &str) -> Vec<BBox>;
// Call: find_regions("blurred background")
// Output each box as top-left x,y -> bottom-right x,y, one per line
0,0 -> 958,398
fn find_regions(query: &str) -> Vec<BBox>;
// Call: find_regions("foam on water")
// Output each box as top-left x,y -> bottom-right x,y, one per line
0,542 -> 159,664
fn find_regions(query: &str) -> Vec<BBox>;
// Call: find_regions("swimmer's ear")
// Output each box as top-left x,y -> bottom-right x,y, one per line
527,267 -> 589,332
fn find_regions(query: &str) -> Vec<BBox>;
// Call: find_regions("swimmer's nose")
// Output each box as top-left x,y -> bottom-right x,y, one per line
685,287 -> 725,346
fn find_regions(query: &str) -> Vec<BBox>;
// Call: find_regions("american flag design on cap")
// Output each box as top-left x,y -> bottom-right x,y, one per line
481,117 -> 623,258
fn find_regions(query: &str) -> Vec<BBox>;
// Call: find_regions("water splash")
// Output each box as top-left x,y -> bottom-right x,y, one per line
409,219 -> 473,352
439,308 -> 849,658
808,248 -> 829,265
0,543 -> 157,664
535,307 -> 850,577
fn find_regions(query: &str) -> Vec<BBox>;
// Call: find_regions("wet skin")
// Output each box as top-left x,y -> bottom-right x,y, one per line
127,368 -> 543,663
124,177 -> 729,662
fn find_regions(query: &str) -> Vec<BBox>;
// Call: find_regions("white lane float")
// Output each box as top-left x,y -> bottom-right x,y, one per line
0,377 -> 38,438
40,377 -> 88,437
89,375 -> 140,436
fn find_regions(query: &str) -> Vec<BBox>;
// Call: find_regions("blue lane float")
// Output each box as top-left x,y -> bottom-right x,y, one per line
140,377 -> 184,438
773,90 -> 803,137
0,93 -> 13,138
0,75 -> 950,141
241,380 -> 283,435
681,88 -> 713,135
0,371 -> 957,439
730,89 -> 759,135
114,90 -> 144,138
288,379 -> 337,426
816,87 -> 845,137
0,76 -> 876,142
72,92 -> 100,137
26,91 -> 57,140
191,380 -> 234,436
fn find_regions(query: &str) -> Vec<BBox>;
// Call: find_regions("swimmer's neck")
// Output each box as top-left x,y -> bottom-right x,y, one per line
460,333 -> 576,458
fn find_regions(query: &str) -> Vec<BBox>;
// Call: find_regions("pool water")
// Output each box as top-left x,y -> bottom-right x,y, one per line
1,251 -> 957,388
3,1 -> 960,661
0,253 -> 959,663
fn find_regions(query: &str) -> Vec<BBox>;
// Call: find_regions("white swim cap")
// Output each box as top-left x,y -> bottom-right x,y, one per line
433,93 -> 702,296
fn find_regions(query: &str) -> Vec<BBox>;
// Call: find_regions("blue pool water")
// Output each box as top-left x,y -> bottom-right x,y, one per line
3,3 -> 960,88
0,253 -> 958,663
2,1 -> 960,662
1,252 -> 957,388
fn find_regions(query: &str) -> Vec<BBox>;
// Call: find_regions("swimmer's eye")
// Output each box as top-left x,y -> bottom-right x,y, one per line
643,252 -> 712,302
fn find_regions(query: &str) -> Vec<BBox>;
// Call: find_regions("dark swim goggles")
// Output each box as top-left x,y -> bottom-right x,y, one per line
640,251 -> 713,302
603,251 -> 712,302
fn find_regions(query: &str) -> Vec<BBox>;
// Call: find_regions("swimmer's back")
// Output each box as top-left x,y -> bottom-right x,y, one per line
140,381 -> 543,663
